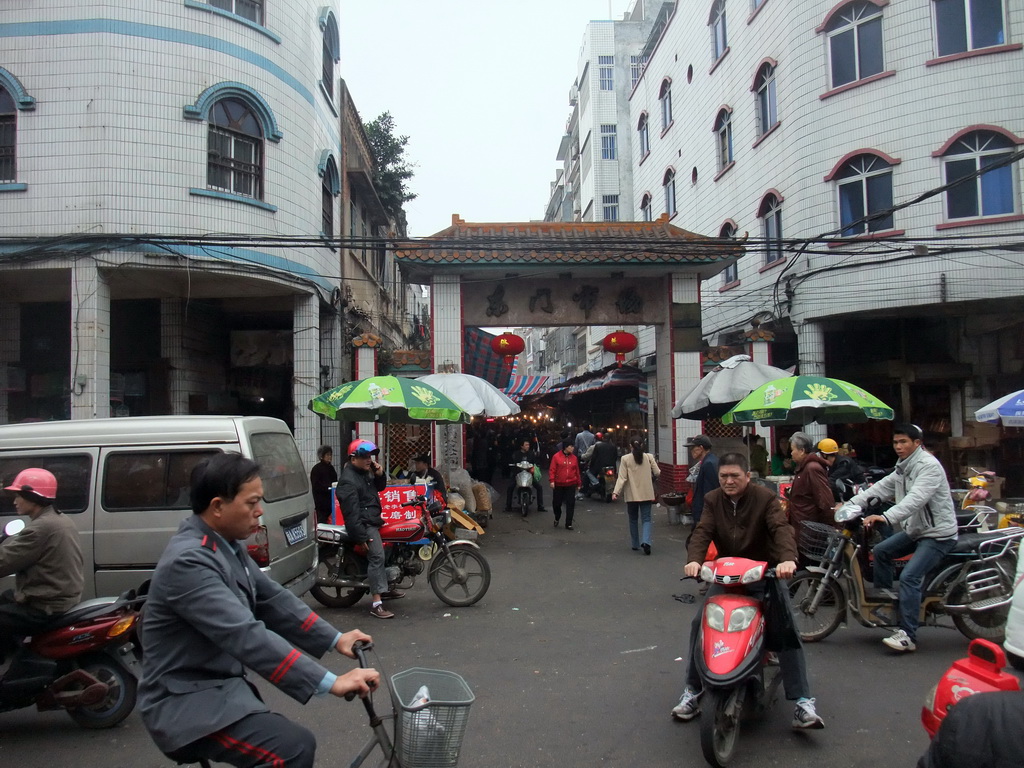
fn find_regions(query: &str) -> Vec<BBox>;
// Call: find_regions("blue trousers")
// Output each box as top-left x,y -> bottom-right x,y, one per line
626,501 -> 653,548
872,531 -> 956,641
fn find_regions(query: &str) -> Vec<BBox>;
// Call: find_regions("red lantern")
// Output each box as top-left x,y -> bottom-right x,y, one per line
490,332 -> 525,358
602,330 -> 638,366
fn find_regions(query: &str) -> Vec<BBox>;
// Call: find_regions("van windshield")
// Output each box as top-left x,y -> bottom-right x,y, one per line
250,432 -> 308,502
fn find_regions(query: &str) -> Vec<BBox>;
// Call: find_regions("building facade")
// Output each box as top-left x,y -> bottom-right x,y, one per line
630,0 -> 1024,479
0,2 -> 412,462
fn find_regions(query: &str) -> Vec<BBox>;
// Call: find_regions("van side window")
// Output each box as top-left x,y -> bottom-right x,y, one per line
0,456 -> 93,515
249,432 -> 308,502
102,451 -> 218,510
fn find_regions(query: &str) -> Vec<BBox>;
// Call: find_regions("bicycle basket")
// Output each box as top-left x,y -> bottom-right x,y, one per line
799,521 -> 843,561
391,668 -> 475,768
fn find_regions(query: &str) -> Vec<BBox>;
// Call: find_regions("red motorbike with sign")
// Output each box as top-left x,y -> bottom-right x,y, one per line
310,487 -> 491,609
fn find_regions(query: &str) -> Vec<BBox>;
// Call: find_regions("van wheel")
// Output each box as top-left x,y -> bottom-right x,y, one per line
310,557 -> 366,609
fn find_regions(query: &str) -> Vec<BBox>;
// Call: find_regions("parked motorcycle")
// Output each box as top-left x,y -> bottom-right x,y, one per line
0,519 -> 143,729
510,460 -> 535,517
310,494 -> 491,609
692,556 -> 784,768
789,502 -> 1024,643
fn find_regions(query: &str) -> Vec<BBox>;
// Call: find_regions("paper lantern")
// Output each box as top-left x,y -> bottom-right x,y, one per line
490,332 -> 525,358
602,330 -> 638,366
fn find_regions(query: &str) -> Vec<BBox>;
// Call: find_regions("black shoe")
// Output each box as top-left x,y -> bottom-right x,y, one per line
538,507 -> 547,512
503,508 -> 513,513
565,524 -> 574,530
642,543 -> 651,556
553,519 -> 559,527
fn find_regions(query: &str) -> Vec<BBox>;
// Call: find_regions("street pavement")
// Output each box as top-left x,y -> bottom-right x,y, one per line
0,483 -> 989,767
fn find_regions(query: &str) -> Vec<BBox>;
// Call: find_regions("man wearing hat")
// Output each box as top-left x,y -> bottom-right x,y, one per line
412,454 -> 447,505
0,468 -> 83,654
685,435 -> 719,526
817,438 -> 863,501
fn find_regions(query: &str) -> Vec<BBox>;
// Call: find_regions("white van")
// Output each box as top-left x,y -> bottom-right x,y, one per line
0,416 -> 317,599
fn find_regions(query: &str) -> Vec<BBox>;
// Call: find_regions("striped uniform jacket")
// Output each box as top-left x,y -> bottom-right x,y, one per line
139,515 -> 339,754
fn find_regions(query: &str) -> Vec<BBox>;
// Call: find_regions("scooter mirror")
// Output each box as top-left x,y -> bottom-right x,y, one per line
835,503 -> 862,523
3,518 -> 26,537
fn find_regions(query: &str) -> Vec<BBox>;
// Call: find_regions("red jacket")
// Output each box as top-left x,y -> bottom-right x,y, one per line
549,451 -> 582,487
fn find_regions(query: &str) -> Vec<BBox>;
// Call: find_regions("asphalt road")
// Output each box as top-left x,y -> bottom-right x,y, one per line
0,489 -> 989,768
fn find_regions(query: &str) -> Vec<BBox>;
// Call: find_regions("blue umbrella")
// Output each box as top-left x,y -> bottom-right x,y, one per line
975,389 -> 1024,427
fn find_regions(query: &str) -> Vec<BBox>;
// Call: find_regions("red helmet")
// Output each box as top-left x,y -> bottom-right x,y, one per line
347,439 -> 379,458
4,468 -> 58,501
595,432 -> 603,440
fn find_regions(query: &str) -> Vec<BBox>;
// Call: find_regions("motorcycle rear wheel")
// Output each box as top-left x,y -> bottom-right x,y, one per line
788,572 -> 843,642
67,654 -> 138,729
700,688 -> 743,768
948,583 -> 1009,643
429,547 -> 491,607
310,554 -> 367,608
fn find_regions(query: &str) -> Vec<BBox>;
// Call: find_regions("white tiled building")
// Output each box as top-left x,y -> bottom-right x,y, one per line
0,2 -> 408,461
629,0 -> 1024,467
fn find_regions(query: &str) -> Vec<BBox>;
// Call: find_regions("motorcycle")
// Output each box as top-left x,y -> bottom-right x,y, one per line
580,462 -> 615,502
693,556 -> 784,768
789,502 -> 1024,643
310,494 -> 491,609
0,519 -> 143,729
510,460 -> 536,517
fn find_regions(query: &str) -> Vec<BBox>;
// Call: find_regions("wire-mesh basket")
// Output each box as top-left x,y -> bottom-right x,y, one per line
391,667 -> 474,768
799,520 -> 844,561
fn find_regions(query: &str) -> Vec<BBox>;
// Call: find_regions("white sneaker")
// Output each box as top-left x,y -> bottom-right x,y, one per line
882,629 -> 916,652
792,698 -> 825,729
671,687 -> 701,721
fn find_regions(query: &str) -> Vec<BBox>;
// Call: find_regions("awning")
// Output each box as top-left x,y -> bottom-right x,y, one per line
566,367 -> 644,396
504,375 -> 550,400
463,328 -> 514,388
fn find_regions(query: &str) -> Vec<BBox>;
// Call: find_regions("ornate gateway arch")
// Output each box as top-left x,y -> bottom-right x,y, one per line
395,215 -> 741,476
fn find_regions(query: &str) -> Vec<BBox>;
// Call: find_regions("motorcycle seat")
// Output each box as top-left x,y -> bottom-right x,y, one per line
38,597 -> 118,631
948,530 -> 1016,555
315,522 -> 357,544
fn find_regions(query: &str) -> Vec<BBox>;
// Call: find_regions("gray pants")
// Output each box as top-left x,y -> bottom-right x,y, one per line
167,711 -> 315,768
685,582 -> 811,700
366,529 -> 388,595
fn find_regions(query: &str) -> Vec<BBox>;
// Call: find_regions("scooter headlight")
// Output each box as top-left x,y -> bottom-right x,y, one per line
705,602 -> 726,631
741,564 -> 765,584
727,606 -> 758,632
700,564 -> 715,583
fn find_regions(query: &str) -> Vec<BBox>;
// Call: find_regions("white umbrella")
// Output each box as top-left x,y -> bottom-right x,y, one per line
975,388 -> 1024,427
671,354 -> 791,419
415,373 -> 521,418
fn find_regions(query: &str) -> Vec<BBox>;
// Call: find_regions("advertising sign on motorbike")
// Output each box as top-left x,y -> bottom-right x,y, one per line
330,484 -> 431,525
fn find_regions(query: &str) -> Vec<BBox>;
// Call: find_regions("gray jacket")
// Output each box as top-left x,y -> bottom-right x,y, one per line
849,446 -> 957,541
139,516 -> 340,753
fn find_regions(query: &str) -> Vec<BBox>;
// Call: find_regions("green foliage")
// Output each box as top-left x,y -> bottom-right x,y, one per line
364,112 -> 417,223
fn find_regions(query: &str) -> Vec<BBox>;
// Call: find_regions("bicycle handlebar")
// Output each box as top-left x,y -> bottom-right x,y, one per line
343,640 -> 376,701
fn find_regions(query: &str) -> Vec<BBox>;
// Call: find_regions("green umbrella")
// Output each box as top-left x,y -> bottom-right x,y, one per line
309,375 -> 470,423
724,376 -> 894,425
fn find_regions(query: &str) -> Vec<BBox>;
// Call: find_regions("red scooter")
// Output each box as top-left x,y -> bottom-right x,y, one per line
0,521 -> 143,729
694,556 -> 783,768
310,493 -> 491,609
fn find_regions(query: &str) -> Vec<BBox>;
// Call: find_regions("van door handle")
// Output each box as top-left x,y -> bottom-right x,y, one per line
279,512 -> 309,528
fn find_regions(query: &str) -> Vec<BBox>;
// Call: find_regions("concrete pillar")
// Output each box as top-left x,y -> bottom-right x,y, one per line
354,344 -> 377,444
660,274 -> 703,476
431,274 -> 464,477
70,261 -> 110,420
0,302 -> 19,424
293,293 -> 320,465
160,299 -> 188,415
318,308 -> 343,456
796,320 -> 826,441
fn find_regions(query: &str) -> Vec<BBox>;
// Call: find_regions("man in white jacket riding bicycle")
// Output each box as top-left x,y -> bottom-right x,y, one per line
843,424 -> 958,653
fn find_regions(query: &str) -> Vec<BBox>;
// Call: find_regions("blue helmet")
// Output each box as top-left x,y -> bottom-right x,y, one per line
347,439 -> 379,458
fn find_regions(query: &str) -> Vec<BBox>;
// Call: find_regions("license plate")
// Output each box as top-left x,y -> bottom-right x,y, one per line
285,521 -> 307,546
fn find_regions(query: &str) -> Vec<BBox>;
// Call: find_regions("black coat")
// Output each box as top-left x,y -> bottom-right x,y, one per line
336,462 -> 387,540
309,461 -> 338,522
918,691 -> 1024,768
588,441 -> 620,471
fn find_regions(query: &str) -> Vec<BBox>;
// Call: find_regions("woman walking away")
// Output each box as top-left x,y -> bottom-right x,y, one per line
549,443 -> 582,530
612,440 -> 661,555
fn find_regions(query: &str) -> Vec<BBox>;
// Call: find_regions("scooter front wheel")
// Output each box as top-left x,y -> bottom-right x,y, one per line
788,572 -> 843,642
700,688 -> 743,768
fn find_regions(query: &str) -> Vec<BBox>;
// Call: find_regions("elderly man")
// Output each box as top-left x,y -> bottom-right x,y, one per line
685,435 -> 719,526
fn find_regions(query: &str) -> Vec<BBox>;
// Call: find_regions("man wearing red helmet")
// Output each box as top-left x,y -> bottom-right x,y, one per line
0,468 -> 83,654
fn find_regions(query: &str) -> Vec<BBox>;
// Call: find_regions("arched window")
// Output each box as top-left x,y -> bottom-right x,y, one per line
637,113 -> 650,158
209,0 -> 263,25
834,153 -> 893,235
942,130 -> 1017,220
320,10 -> 340,102
320,153 -> 340,237
640,193 -> 653,222
710,0 -> 728,60
758,193 -> 784,264
753,62 -> 778,137
715,108 -> 733,170
207,98 -> 264,200
719,221 -> 738,283
935,0 -> 1006,57
824,2 -> 884,88
0,87 -> 15,183
663,169 -> 677,216
659,79 -> 673,131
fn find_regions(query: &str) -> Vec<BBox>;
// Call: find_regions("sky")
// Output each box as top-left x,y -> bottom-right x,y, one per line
338,0 -> 633,238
